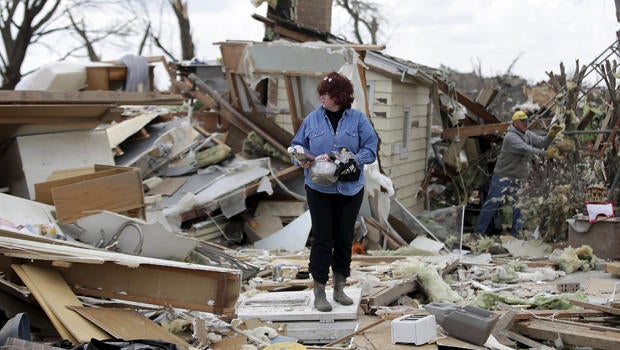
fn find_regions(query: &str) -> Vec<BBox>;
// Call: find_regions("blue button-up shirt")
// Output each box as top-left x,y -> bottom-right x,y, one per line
291,106 -> 378,195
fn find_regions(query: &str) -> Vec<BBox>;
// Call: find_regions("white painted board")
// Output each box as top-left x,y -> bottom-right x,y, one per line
60,211 -> 198,260
253,210 -> 310,253
235,288 -> 361,321
5,130 -> 113,199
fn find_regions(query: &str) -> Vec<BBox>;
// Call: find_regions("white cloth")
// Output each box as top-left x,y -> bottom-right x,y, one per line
586,202 -> 614,223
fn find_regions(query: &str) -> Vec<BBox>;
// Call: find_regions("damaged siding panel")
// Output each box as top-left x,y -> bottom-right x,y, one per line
367,72 -> 431,214
372,115 -> 428,137
275,77 -> 294,134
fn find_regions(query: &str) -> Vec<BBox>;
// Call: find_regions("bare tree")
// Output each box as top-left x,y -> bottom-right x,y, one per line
334,0 -> 381,45
64,2 -> 141,62
504,52 -> 523,76
0,0 -> 64,89
170,0 -> 194,60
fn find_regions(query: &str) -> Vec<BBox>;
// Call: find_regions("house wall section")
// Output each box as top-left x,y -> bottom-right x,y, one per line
366,70 -> 430,213
274,77 -> 295,134
270,71 -> 431,213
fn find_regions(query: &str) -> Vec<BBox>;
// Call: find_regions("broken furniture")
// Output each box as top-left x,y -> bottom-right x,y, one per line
86,65 -> 154,92
0,130 -> 114,200
34,164 -> 145,224
0,234 -> 242,317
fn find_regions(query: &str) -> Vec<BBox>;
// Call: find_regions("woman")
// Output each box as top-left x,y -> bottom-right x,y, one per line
290,71 -> 378,312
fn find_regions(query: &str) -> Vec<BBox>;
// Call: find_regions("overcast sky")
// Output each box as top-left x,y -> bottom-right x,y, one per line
184,0 -> 618,83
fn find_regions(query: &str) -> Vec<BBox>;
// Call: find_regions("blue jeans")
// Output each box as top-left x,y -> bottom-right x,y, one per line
475,174 -> 523,236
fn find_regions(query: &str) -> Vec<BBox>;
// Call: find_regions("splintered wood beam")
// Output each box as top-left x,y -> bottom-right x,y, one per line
0,91 -> 183,105
0,105 -> 123,124
284,75 -> 302,133
510,308 -> 604,320
368,279 -> 417,307
441,118 -> 553,139
363,216 -> 406,248
441,122 -> 510,139
511,318 -> 620,350
569,299 -> 620,316
187,73 -> 289,155
436,79 -> 501,124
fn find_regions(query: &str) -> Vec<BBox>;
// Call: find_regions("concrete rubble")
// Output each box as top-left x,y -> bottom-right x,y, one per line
2,8 -> 620,350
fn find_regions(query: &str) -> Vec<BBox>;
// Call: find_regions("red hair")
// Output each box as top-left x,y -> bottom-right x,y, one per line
317,71 -> 355,110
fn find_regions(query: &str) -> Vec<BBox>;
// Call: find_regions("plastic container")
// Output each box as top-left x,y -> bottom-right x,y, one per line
309,160 -> 338,186
424,302 -> 498,345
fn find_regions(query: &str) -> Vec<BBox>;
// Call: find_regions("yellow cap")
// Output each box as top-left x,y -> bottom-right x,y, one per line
511,111 -> 528,121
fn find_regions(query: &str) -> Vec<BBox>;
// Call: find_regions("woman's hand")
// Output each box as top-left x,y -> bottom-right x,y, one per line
298,160 -> 312,168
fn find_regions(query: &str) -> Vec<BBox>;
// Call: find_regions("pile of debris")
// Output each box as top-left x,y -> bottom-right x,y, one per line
2,34 -> 620,350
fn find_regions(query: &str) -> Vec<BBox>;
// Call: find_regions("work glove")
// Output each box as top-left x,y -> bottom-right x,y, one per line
547,124 -> 564,139
334,158 -> 360,182
546,146 -> 564,160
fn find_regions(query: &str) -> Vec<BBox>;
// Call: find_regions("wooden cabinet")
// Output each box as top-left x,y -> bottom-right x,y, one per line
86,65 -> 154,91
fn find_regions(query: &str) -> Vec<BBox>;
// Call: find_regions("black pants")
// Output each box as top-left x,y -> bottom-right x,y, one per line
305,185 -> 364,284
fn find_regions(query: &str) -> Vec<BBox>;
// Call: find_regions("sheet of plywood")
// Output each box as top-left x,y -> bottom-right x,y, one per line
69,306 -> 190,349
10,265 -> 75,344
12,264 -> 109,343
52,170 -> 144,224
106,111 -> 161,149
236,288 -> 361,321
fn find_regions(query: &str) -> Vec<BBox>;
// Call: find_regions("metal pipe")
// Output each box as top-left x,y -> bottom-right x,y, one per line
104,221 -> 144,255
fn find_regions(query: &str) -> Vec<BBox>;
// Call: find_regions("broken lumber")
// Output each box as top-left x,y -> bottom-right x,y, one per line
187,73 -> 288,156
569,299 -> 620,316
0,91 -> 183,105
0,235 -> 241,316
511,318 -> 620,350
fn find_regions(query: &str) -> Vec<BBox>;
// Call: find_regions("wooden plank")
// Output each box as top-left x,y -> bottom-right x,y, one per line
363,216 -> 406,248
51,170 -> 144,224
0,105 -> 113,122
502,330 -> 553,350
569,299 -> 620,316
436,79 -> 501,124
12,264 -> 109,343
368,279 -> 417,307
69,306 -> 190,349
511,308 -> 604,320
442,122 -> 510,139
284,75 -> 302,133
10,265 -> 76,344
0,91 -> 183,105
441,118 -> 553,139
35,168 -> 127,205
606,261 -> 620,276
512,318 -> 620,350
